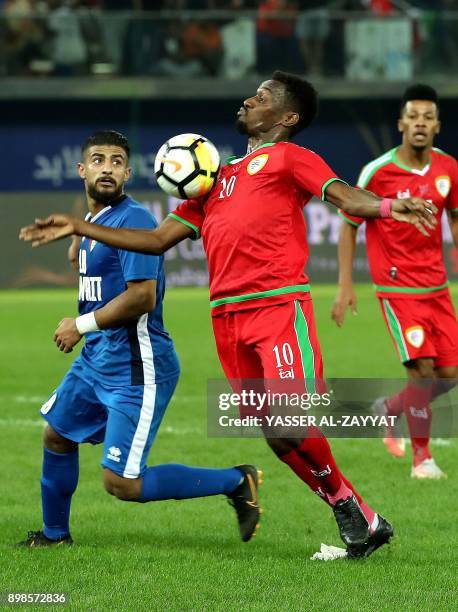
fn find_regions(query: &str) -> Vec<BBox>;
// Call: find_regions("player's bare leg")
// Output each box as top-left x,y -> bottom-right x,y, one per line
372,396 -> 406,457
264,431 -> 393,559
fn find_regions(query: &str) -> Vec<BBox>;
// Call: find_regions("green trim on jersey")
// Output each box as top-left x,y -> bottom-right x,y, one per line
210,284 -> 311,308
382,299 -> 410,362
359,146 -> 453,188
321,178 -> 348,202
374,281 -> 449,294
294,300 -> 316,393
337,209 -> 361,228
391,147 -> 430,174
432,147 -> 453,159
168,213 -> 201,239
357,150 -> 393,188
226,142 -> 279,164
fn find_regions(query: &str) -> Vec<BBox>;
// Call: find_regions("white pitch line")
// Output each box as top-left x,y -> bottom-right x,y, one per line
8,394 -> 204,405
0,418 -> 45,428
404,438 -> 453,447
12,395 -> 46,404
0,418 -> 202,435
161,426 -> 202,435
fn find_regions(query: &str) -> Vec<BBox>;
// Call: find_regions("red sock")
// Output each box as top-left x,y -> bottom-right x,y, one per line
280,436 -> 377,528
280,449 -> 331,505
296,428 -> 343,497
386,391 -> 405,417
402,383 -> 433,465
299,427 -> 376,521
338,472 -> 362,505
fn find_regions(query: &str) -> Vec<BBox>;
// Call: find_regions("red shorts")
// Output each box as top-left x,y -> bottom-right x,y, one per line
212,299 -> 324,386
379,290 -> 458,367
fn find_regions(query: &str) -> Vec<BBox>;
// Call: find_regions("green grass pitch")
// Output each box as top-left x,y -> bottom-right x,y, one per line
1,285 -> 457,611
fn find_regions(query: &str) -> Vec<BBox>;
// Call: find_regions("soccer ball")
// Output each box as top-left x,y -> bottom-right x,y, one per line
154,133 -> 221,199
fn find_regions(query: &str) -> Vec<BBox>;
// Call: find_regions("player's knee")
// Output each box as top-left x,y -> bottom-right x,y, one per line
43,425 -> 77,453
434,366 -> 457,396
264,436 -> 297,457
409,359 -> 435,379
436,365 -> 458,380
103,470 -> 140,501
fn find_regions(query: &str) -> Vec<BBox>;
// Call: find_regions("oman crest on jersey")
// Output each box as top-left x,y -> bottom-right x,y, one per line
435,175 -> 451,198
405,326 -> 425,348
247,154 -> 269,175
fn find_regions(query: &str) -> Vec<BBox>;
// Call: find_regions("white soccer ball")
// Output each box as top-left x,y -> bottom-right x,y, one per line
154,133 -> 221,199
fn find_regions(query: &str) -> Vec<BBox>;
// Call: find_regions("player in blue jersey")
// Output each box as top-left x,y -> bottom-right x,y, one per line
18,131 -> 261,547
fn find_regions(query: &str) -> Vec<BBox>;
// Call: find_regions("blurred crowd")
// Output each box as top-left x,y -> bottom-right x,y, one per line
1,0 -> 458,78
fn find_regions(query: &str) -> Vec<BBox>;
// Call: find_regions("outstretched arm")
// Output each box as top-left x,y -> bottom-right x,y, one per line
20,215 -> 193,254
325,181 -> 437,236
331,220 -> 358,327
447,210 -> 458,248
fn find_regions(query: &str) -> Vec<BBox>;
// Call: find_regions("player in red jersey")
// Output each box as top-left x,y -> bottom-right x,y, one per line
20,72 -> 437,558
332,84 -> 458,479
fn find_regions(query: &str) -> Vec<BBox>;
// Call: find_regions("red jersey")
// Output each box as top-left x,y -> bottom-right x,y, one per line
340,147 -> 458,299
169,141 -> 345,315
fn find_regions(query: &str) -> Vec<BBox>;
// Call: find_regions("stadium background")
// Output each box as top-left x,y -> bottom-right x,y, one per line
2,1 -> 458,288
1,2 -> 458,610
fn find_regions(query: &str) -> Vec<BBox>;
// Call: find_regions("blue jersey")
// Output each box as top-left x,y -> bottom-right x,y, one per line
76,194 -> 180,386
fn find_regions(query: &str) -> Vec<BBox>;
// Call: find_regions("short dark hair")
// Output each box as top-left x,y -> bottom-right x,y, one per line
81,130 -> 130,158
401,84 -> 439,114
271,70 -> 318,136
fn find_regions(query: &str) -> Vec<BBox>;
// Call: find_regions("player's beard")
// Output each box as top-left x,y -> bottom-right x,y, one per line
87,181 -> 123,204
235,117 -> 249,135
410,142 -> 429,153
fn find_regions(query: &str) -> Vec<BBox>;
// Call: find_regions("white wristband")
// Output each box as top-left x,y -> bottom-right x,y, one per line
75,312 -> 100,335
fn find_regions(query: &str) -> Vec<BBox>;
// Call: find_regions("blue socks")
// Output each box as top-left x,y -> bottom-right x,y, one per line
40,449 -> 242,535
41,447 -> 79,540
139,464 -> 242,502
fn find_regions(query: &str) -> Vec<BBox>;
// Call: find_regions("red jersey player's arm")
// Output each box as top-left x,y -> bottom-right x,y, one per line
445,158 -> 458,247
447,211 -> 458,248
331,219 -> 359,327
325,182 -> 388,217
286,145 -> 435,230
325,181 -> 437,235
20,215 -> 192,253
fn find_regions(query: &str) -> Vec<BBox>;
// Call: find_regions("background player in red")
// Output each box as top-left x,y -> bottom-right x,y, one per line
20,72 -> 437,558
332,84 -> 458,479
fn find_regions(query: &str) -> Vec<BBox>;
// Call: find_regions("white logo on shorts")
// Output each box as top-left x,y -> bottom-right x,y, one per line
107,446 -> 122,462
40,393 -> 57,415
405,326 -> 425,348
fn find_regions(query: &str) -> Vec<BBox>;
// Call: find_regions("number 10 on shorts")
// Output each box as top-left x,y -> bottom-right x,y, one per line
273,343 -> 295,379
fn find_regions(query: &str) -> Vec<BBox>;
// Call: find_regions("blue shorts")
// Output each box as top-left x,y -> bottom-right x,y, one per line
40,363 -> 178,479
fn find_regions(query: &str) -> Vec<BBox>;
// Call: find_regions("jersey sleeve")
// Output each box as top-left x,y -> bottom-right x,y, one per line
337,165 -> 370,227
285,144 -> 348,202
168,198 -> 205,239
445,157 -> 458,214
338,209 -> 365,228
117,207 -> 160,282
